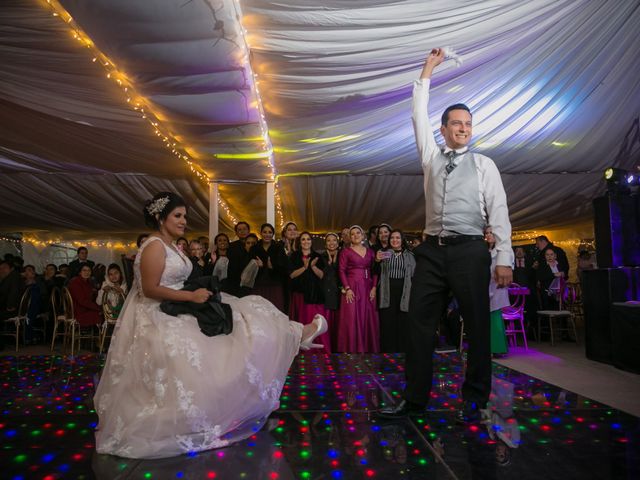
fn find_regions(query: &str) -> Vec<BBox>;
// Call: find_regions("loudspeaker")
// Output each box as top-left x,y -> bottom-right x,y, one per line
593,194 -> 640,268
611,302 -> 640,374
582,268 -> 634,364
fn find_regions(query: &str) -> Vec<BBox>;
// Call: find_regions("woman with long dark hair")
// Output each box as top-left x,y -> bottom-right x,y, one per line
94,192 -> 327,459
250,223 -> 287,312
377,229 -> 416,353
288,232 -> 331,352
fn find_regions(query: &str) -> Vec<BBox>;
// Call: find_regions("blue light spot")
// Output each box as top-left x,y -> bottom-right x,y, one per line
42,453 -> 55,462
332,471 -> 343,478
327,449 -> 339,458
176,472 -> 184,478
371,425 -> 380,432
58,464 -> 70,472
611,423 -> 621,429
5,430 -> 17,437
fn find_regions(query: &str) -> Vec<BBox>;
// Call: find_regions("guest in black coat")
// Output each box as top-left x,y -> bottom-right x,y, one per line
68,246 -> 95,279
250,223 -> 287,312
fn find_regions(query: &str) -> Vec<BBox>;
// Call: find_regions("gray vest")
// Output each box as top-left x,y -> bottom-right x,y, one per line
430,151 -> 485,235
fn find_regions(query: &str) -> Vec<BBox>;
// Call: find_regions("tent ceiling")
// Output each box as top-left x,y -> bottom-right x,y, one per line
2,0 -> 639,237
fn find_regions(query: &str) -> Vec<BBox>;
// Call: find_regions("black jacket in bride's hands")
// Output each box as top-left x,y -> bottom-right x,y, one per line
160,275 -> 233,337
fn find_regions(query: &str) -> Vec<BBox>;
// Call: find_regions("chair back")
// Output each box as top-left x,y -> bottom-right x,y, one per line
17,287 -> 32,317
504,283 -> 526,314
61,287 -> 75,319
50,286 -> 63,317
101,288 -> 125,322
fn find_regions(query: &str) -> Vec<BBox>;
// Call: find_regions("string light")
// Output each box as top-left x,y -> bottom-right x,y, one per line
231,0 -> 283,227
41,0 -> 240,225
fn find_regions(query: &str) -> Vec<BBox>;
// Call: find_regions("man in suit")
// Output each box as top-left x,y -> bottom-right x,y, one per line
379,48 -> 513,423
512,247 -> 531,286
226,222 -> 252,295
68,246 -> 95,279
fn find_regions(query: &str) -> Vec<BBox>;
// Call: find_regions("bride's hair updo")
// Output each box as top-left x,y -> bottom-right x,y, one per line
143,192 -> 187,229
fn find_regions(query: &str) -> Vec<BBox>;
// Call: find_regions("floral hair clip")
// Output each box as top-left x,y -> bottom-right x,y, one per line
146,196 -> 170,216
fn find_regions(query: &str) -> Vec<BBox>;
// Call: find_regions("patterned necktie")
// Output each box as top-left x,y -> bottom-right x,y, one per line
445,150 -> 457,174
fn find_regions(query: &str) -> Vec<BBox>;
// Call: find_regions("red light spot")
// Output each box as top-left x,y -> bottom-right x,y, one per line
366,469 -> 375,477
469,425 -> 479,432
356,449 -> 365,456
55,430 -> 65,436
273,451 -> 283,459
269,473 -> 279,480
541,425 -> 551,432
72,454 -> 83,461
331,460 -> 339,468
207,472 -> 217,479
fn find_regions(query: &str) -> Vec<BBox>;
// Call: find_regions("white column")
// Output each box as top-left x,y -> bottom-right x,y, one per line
209,181 -> 219,240
266,181 -> 275,227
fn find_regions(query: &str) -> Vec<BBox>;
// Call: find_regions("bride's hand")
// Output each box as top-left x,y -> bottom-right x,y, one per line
191,288 -> 213,303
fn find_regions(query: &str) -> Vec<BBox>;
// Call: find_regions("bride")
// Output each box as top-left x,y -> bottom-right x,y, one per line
94,192 -> 327,459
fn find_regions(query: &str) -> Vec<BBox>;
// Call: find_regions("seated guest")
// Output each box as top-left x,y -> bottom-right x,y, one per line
54,264 -> 70,288
97,264 -> 128,306
22,265 -> 47,344
68,247 -> 95,279
43,263 -> 58,297
577,249 -> 596,281
68,265 -> 101,327
512,247 -> 532,287
377,229 -> 416,353
532,235 -> 569,278
536,248 -> 565,310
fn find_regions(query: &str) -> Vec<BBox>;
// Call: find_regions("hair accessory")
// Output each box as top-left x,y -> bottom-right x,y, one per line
146,196 -> 170,216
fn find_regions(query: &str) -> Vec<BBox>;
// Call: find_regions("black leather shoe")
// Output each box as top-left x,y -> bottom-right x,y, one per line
456,401 -> 482,424
377,400 -> 425,418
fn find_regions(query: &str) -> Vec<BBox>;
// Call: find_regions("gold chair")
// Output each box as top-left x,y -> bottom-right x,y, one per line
99,288 -> 125,354
2,288 -> 30,351
536,279 -> 578,346
49,287 -> 66,351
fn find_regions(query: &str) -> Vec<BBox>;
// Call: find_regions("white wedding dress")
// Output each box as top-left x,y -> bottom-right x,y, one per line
94,236 -> 303,459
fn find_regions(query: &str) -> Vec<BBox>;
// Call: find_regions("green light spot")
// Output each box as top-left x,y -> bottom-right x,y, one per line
31,430 -> 42,436
14,454 -> 27,463
300,472 -> 311,479
67,423 -> 76,429
419,458 -> 428,465
247,451 -> 254,457
300,450 -> 310,458
144,473 -> 152,479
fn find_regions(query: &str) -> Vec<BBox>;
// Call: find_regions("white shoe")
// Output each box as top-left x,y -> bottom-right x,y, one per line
300,314 -> 328,350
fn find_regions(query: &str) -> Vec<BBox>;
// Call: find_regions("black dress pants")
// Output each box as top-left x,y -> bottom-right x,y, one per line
404,238 -> 491,407
379,278 -> 409,353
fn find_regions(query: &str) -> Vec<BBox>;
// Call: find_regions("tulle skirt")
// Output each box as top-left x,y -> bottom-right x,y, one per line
94,291 -> 302,459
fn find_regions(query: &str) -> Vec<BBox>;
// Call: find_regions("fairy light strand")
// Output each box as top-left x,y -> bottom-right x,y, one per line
41,0 -> 240,226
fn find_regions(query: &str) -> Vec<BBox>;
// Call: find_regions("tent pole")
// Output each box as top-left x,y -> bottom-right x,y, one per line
266,181 -> 275,227
209,181 -> 219,240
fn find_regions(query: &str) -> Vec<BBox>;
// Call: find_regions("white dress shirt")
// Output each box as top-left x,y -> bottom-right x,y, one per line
412,78 -> 514,267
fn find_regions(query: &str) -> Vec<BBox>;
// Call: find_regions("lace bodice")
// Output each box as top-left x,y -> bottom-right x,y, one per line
134,236 -> 193,295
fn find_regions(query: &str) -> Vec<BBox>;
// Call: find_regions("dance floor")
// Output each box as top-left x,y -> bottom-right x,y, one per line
2,353 -> 639,479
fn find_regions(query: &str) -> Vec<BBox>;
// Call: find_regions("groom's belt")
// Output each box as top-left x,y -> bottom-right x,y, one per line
425,234 -> 485,246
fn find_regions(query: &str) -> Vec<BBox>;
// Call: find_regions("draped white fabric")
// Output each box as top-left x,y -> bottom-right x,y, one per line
1,0 -> 639,235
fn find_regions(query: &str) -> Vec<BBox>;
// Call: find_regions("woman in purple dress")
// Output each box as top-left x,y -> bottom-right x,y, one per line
337,226 -> 379,353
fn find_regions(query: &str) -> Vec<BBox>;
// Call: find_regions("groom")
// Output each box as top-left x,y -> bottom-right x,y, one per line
379,48 -> 513,422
